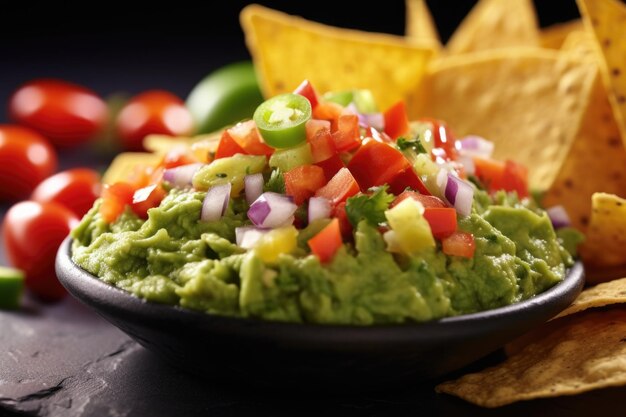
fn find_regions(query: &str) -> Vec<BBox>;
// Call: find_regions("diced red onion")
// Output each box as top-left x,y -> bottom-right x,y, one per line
438,170 -> 473,216
201,183 -> 231,222
244,173 -> 264,205
547,205 -> 571,229
308,196 -> 331,223
458,136 -> 494,158
236,226 -> 269,249
248,192 -> 297,228
362,113 -> 385,131
163,163 -> 203,188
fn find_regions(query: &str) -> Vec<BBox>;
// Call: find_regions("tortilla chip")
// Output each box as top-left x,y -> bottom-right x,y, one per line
540,20 -> 584,49
560,30 -> 596,62
240,4 -> 436,109
405,0 -> 441,47
543,74 -> 626,232
143,132 -> 221,155
102,152 -> 162,185
446,0 -> 539,54
555,277 -> 626,319
408,49 -> 597,189
580,193 -> 626,268
578,0 -> 626,147
437,308 -> 626,407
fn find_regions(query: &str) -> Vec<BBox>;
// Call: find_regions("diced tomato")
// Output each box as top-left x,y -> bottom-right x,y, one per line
315,153 -> 345,182
502,160 -> 529,198
160,147 -> 199,169
314,167 -> 360,205
100,182 -> 135,223
347,139 -> 410,191
293,80 -> 319,109
418,118 -> 458,162
306,120 -> 336,163
332,201 -> 353,238
331,114 -> 361,152
227,120 -> 274,156
474,157 -> 528,197
442,231 -> 475,258
284,165 -> 327,205
387,166 -> 431,195
131,183 -> 166,219
391,191 -> 447,209
423,208 -> 457,240
313,101 -> 343,132
383,101 -> 410,140
215,131 -> 246,159
308,218 -> 342,263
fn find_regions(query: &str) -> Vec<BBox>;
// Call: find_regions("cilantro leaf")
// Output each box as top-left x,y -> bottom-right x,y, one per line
345,185 -> 394,227
396,136 -> 427,154
264,168 -> 285,194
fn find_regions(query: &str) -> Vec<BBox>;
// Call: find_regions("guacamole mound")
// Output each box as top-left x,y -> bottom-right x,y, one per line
71,188 -> 577,325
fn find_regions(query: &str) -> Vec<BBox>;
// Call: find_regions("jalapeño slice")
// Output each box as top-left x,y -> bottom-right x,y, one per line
253,93 -> 312,148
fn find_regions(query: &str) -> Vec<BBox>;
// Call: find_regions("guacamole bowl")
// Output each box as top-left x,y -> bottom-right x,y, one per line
56,237 -> 584,385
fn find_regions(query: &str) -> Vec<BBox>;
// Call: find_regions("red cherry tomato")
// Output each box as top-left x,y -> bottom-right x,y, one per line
9,79 -> 108,148
0,125 -> 58,202
31,168 -> 101,218
116,90 -> 194,151
2,201 -> 79,301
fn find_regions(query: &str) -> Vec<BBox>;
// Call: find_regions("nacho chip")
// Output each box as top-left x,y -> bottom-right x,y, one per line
543,74 -> 626,232
408,49 -> 597,189
555,277 -> 626,319
560,29 -> 596,62
102,152 -> 162,185
240,4 -> 436,109
405,0 -> 441,47
446,0 -> 539,54
580,193 -> 626,267
540,20 -> 584,49
578,0 -> 626,146
437,308 -> 626,407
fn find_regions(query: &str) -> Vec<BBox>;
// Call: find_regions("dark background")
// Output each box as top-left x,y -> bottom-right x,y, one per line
0,0 -> 579,119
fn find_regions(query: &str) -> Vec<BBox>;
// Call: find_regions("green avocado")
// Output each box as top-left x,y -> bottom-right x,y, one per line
71,185 -> 575,325
186,61 -> 265,134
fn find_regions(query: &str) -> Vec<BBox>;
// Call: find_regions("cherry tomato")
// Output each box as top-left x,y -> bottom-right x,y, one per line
9,79 -> 108,148
31,168 -> 101,218
0,125 -> 58,202
3,201 -> 79,301
116,90 -> 194,151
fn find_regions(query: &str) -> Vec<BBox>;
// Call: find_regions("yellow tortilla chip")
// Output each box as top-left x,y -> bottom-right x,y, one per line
446,0 -> 539,54
409,49 -> 597,189
543,74 -> 626,232
581,193 -> 626,267
405,0 -> 441,47
437,308 -> 626,407
560,30 -> 596,62
578,0 -> 626,147
102,152 -> 162,185
540,20 -> 584,49
143,132 -> 221,155
240,4 -> 436,109
555,277 -> 626,319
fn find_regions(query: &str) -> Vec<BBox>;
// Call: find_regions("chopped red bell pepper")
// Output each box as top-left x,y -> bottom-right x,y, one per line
315,153 -> 345,182
314,167 -> 360,205
227,120 -> 274,156
313,101 -> 343,132
423,207 -> 457,240
284,165 -> 327,205
391,190 -> 447,209
387,166 -> 431,195
215,131 -> 246,159
306,119 -> 337,163
308,218 -> 342,263
331,114 -> 361,152
347,139 -> 410,191
383,101 -> 410,140
293,79 -> 319,109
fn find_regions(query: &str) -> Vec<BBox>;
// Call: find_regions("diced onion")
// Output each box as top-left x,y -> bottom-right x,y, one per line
456,155 -> 476,176
361,113 -> 385,131
547,205 -> 571,229
244,173 -> 264,205
236,226 -> 269,249
163,163 -> 203,188
201,183 -> 231,222
248,192 -> 297,228
458,136 -> 494,158
438,170 -> 473,217
308,196 -> 331,223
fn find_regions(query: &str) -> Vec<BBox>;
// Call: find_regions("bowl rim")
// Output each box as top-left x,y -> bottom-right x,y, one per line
57,237 -> 585,342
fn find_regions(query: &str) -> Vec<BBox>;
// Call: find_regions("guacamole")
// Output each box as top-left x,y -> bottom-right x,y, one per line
71,87 -> 580,325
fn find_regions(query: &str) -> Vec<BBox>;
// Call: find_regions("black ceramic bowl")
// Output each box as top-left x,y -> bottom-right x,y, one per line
56,237 -> 584,385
